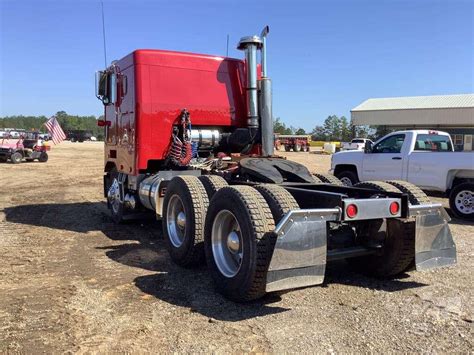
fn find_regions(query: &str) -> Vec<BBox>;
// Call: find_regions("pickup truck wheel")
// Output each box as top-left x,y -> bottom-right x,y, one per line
314,173 -> 343,186
284,145 -> 291,152
163,176 -> 209,267
198,175 -> 228,200
385,180 -> 430,205
293,144 -> 302,152
336,170 -> 359,186
449,182 -> 474,220
204,186 -> 275,302
255,184 -> 299,224
10,152 -> 22,164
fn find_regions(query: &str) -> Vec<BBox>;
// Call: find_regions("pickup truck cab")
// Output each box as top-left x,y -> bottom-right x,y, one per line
342,138 -> 373,151
331,130 -> 474,219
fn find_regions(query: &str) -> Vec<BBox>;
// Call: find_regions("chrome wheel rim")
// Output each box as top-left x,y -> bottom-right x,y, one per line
455,190 -> 473,214
340,177 -> 353,186
166,195 -> 186,247
211,210 -> 243,278
108,178 -> 121,214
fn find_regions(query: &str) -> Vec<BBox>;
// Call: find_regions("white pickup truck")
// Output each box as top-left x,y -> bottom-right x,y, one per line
331,130 -> 474,219
342,138 -> 373,151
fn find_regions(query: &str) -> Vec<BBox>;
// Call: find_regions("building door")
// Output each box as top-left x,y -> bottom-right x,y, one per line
464,135 -> 473,151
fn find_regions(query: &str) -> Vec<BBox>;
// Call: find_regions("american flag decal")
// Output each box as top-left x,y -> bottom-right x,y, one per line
44,116 -> 66,145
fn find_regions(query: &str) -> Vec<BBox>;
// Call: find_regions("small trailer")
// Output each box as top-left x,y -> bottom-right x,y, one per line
275,134 -> 311,152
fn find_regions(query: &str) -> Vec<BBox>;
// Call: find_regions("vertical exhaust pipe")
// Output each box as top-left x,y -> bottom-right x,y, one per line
258,26 -> 274,156
238,36 -> 262,129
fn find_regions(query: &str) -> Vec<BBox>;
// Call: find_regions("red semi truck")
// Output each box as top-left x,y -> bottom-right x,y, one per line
95,27 -> 456,302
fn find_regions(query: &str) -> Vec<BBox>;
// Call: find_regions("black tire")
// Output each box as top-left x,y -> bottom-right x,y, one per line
293,144 -> 302,152
348,220 -> 416,277
354,181 -> 402,194
0,157 -> 8,163
204,186 -> 275,302
314,173 -> 343,186
305,145 -> 311,152
38,152 -> 48,163
163,176 -> 209,267
449,182 -> 474,220
312,175 -> 323,183
349,181 -> 415,276
198,175 -> 228,200
10,152 -> 22,164
255,184 -> 299,224
284,145 -> 291,152
385,180 -> 430,205
336,170 -> 359,186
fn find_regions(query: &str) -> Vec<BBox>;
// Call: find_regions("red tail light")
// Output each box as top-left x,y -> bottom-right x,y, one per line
390,201 -> 400,215
346,204 -> 358,218
97,120 -> 111,127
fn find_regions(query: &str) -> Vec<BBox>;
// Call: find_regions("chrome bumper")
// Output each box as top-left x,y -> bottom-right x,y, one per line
265,203 -> 456,293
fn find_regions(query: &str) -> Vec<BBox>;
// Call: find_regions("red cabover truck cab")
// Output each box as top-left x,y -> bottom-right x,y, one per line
100,49 -> 248,178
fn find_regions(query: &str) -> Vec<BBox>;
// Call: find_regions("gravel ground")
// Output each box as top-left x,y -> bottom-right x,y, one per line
0,142 -> 472,352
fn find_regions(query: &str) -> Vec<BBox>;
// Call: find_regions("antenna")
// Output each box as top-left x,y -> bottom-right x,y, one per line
226,34 -> 229,57
101,1 -> 108,68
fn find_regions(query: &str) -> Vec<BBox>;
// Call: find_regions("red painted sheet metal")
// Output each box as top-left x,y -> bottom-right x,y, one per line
132,49 -> 247,170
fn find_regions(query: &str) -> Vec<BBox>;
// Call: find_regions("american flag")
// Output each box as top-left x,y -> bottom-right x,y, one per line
44,116 -> 66,144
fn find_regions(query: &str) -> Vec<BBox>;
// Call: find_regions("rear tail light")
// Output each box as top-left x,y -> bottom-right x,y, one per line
346,204 -> 358,218
390,201 -> 400,215
97,120 -> 111,127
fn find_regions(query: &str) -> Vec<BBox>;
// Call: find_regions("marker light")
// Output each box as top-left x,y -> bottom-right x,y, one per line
346,204 -> 358,218
390,201 -> 400,215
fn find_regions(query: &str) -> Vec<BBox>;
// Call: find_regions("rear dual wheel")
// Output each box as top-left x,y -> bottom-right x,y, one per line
348,180 -> 429,277
204,184 -> 298,302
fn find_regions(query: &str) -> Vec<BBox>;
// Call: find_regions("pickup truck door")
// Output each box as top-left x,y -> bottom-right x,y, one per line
361,133 -> 406,181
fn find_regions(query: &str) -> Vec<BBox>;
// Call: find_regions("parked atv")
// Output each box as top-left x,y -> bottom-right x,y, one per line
0,132 -> 50,164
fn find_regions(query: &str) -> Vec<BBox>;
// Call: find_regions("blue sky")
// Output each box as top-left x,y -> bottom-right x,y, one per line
1,0 -> 473,130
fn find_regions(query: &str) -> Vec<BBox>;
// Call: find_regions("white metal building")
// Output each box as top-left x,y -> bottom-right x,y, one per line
351,94 -> 474,151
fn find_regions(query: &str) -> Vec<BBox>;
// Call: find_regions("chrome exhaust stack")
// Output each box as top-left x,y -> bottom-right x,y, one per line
237,36 -> 262,129
258,26 -> 274,157
237,26 -> 274,156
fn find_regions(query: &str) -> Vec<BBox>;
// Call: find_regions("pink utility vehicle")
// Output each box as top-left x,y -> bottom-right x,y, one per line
0,131 -> 50,164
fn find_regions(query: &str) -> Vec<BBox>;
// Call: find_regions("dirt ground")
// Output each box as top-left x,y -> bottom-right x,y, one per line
0,142 -> 472,353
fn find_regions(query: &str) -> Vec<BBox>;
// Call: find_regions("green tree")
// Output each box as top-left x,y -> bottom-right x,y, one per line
311,125 -> 327,141
294,128 -> 306,135
273,117 -> 292,135
340,116 -> 351,142
323,115 -> 341,140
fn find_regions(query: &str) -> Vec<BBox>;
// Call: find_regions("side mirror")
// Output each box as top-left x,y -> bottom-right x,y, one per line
364,140 -> 373,153
95,71 -> 117,105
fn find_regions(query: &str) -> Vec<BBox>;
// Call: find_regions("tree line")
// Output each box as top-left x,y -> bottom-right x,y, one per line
0,111 -> 105,140
1,111 -> 391,143
274,115 -> 388,142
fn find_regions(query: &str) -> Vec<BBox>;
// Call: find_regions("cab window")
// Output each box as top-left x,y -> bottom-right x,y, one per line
372,134 -> 405,153
414,134 -> 453,152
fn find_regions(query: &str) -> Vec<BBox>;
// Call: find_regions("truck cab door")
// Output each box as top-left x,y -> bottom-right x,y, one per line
362,133 -> 406,181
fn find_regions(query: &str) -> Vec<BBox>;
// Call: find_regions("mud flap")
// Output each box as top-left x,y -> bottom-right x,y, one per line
265,208 -> 340,292
410,204 -> 457,271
